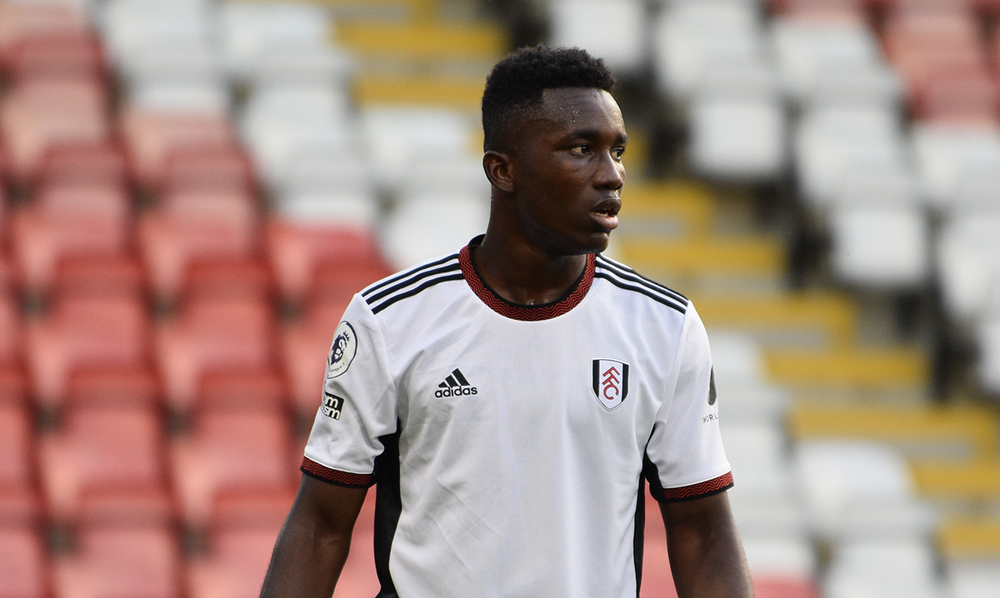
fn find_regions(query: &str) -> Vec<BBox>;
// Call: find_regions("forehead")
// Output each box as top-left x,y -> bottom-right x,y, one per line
534,87 -> 624,133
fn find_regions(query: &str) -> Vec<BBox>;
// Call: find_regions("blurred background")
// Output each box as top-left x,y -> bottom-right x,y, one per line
0,0 -> 999,596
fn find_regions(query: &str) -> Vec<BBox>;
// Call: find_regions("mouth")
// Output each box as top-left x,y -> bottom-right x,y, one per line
591,198 -> 621,231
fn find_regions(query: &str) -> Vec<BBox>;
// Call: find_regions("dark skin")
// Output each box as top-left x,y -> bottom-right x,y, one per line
260,87 -> 753,598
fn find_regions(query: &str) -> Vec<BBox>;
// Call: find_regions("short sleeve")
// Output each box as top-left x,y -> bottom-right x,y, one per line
302,294 -> 397,488
644,303 -> 733,502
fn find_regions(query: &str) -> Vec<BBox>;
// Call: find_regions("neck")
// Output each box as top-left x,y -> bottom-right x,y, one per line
473,233 -> 588,306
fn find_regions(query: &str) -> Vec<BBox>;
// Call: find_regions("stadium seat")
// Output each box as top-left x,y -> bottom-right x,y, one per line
265,219 -> 389,306
52,524 -> 183,598
26,295 -> 151,409
0,525 -> 49,598
794,440 -> 937,541
936,213 -> 1000,323
187,488 -> 297,598
239,83 -> 354,185
138,189 -> 260,302
688,94 -> 787,181
155,297 -> 277,411
947,560 -> 1000,598
11,182 -> 132,296
381,194 -> 489,269
359,107 -> 476,191
652,3 -> 766,100
824,539 -> 942,598
0,404 -> 38,526
0,78 -> 109,181
5,30 -> 105,83
51,254 -> 146,299
162,144 -> 256,195
911,123 -> 1000,209
35,142 -> 129,189
828,205 -> 930,289
120,108 -> 236,189
0,289 -> 26,407
281,302 -> 345,418
38,405 -> 171,525
100,0 -> 213,73
975,318 -> 1000,393
170,410 -> 293,527
741,537 -> 818,596
0,2 -> 86,60
548,0 -> 647,75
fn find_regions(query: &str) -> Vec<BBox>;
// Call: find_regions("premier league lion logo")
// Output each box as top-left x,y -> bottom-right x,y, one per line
327,321 -> 358,378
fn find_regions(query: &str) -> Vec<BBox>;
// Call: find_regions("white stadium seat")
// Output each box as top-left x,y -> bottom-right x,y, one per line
380,194 -> 489,270
912,123 -> 1000,211
548,0 -> 647,75
825,540 -> 943,598
828,205 -> 930,289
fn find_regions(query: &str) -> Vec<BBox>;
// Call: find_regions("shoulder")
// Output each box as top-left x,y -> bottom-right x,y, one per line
592,254 -> 689,315
358,252 -> 467,316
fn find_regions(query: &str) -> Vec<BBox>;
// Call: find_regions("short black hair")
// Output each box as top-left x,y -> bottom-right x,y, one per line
481,45 -> 616,152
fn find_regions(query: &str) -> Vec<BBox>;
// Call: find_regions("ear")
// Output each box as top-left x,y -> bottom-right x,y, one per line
483,150 -> 515,194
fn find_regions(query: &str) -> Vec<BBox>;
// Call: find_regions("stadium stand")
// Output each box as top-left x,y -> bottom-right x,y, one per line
0,0 -> 999,596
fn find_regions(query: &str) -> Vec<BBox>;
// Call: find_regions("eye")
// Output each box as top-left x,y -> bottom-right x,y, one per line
612,146 -> 626,161
569,144 -> 591,156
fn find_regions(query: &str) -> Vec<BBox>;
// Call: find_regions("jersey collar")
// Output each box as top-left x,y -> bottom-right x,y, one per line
458,235 -> 596,321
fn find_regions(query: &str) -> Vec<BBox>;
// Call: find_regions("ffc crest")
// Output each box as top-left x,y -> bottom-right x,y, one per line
593,359 -> 630,411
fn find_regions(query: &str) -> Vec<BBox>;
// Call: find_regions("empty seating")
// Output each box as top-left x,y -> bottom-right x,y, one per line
170,410 -> 293,527
155,297 -> 277,411
825,539 -> 942,598
38,406 -> 171,526
0,404 -> 38,526
381,194 -> 489,269
0,293 -> 26,406
0,525 -> 48,598
52,524 -> 182,598
26,295 -> 151,410
548,0 -> 646,76
281,302 -> 347,418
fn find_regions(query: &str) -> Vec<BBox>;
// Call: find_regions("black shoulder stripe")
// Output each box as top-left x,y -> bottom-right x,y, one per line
364,262 -> 462,305
362,254 -> 460,298
594,272 -> 687,314
369,273 -> 466,315
596,256 -> 688,304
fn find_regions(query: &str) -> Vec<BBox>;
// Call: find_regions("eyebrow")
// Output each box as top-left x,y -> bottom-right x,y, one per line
561,128 -> 628,144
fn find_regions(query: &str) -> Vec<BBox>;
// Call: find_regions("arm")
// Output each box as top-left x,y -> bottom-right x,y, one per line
660,491 -> 753,598
260,475 -> 369,598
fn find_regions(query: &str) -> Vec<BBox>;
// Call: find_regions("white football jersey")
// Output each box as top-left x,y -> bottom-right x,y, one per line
303,237 -> 732,598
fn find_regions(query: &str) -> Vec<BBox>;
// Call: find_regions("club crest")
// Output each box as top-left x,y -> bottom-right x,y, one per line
593,359 -> 629,411
327,321 -> 358,379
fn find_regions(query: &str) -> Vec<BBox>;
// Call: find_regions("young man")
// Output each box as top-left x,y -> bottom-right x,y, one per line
260,46 -> 753,598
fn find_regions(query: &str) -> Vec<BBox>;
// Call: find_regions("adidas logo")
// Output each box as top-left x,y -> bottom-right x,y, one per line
434,368 -> 478,397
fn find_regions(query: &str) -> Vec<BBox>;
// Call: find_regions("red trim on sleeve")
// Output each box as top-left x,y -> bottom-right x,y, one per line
301,457 -> 373,487
662,472 -> 734,502
458,244 -> 595,321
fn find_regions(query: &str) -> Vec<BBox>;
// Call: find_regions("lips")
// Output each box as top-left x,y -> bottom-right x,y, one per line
591,197 -> 621,231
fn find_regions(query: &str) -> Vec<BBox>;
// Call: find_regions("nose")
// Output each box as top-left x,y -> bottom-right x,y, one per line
594,150 -> 624,190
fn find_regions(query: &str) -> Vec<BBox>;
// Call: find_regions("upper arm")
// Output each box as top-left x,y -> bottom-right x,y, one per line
287,475 -> 369,538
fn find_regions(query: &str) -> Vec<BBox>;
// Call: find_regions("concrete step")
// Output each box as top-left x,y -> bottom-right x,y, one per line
618,182 -> 715,240
913,461 -> 1000,501
765,347 -> 929,390
938,517 -> 1000,560
335,21 -> 506,62
788,404 -> 999,461
693,292 -> 858,348
352,74 -> 486,109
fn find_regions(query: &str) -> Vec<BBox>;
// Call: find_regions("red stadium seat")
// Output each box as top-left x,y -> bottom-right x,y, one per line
752,578 -> 822,598
0,3 -> 86,60
184,257 -> 275,302
120,108 -> 236,190
265,219 -> 391,306
0,78 -> 109,182
769,0 -> 866,20
641,485 -> 677,598
162,144 -> 256,195
0,293 -> 27,407
5,31 -> 105,83
139,190 -> 260,303
53,524 -> 182,598
187,489 -> 296,598
26,295 -> 152,409
0,525 -> 49,598
156,297 -> 277,411
0,404 -> 39,527
281,301 -> 347,418
171,410 -> 293,527
11,182 -> 132,295
918,67 -> 1000,125
52,254 -> 146,299
38,406 -> 171,525
36,142 -> 129,189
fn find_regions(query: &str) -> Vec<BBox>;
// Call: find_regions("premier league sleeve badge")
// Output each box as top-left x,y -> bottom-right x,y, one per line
327,321 -> 358,379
